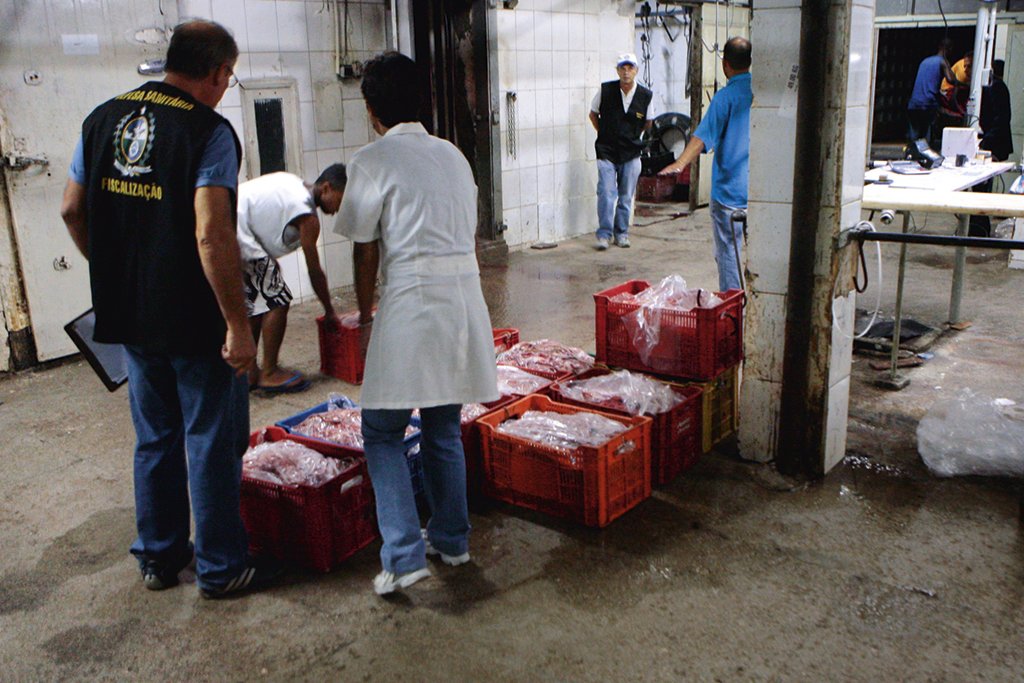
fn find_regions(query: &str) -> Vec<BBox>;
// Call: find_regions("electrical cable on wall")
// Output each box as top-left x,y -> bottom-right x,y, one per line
833,221 -> 884,341
639,2 -> 653,88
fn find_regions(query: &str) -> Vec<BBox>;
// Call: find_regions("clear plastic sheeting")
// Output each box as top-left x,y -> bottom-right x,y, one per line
497,339 -> 594,376
612,275 -> 722,365
496,364 -> 550,396
917,389 -> 1024,477
497,410 -> 627,451
243,440 -> 354,487
560,370 -> 684,416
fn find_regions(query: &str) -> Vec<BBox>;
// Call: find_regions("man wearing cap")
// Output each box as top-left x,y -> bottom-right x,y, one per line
588,52 -> 653,250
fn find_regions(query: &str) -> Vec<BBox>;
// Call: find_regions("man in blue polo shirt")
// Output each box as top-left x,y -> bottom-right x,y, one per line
660,36 -> 752,291
907,39 -> 961,145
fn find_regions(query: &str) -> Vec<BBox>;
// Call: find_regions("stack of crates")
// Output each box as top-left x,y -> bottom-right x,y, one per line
593,279 -> 744,464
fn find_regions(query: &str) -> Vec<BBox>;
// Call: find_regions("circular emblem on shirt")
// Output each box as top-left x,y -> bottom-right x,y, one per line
112,107 -> 156,177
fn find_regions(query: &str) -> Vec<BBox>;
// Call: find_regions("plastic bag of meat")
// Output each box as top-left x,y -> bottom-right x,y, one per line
497,409 -> 627,452
559,370 -> 684,417
461,403 -> 490,424
242,439 -> 354,487
292,394 -> 417,449
613,275 -> 723,365
496,364 -> 551,396
496,339 -> 594,377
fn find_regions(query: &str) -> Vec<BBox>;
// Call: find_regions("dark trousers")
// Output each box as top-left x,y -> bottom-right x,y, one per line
124,345 -> 251,590
907,108 -> 937,144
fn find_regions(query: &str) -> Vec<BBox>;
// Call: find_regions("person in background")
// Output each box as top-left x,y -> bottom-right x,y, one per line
237,166 -> 345,393
907,39 -> 963,144
589,52 -> 653,250
60,20 -> 281,599
969,59 -> 1013,237
941,50 -> 972,112
335,52 -> 499,596
658,36 -> 752,292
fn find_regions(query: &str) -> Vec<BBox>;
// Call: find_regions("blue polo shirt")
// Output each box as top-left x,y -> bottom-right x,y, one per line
693,72 -> 752,208
908,55 -> 945,111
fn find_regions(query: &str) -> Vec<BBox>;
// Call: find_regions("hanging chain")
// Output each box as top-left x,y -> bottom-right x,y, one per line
506,91 -> 518,159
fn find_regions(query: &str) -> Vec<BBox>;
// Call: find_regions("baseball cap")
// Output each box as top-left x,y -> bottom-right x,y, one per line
616,53 -> 638,68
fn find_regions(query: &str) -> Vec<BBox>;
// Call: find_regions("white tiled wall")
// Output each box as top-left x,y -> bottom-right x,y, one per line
182,0 -> 387,306
495,2 -> 633,247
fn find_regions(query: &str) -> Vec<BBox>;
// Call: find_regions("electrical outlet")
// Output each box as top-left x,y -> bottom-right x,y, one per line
338,61 -> 363,80
23,70 -> 42,86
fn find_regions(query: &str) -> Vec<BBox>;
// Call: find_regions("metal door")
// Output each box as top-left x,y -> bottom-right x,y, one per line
0,1 -> 175,362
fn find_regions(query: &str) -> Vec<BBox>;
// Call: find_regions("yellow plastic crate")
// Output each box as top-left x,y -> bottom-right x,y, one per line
683,364 -> 740,453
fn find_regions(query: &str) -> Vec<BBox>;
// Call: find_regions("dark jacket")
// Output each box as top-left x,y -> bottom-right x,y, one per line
980,78 -> 1013,162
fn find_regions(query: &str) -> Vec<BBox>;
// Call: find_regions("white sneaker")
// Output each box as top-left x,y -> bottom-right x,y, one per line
422,529 -> 471,566
614,235 -> 631,248
372,567 -> 431,595
594,237 -> 610,251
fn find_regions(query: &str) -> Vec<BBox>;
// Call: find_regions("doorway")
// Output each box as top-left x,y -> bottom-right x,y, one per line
411,0 -> 500,242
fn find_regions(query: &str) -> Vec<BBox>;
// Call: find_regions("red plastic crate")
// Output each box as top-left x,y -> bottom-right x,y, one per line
594,280 -> 744,380
241,426 -> 378,572
552,369 -> 704,486
317,313 -> 367,384
492,328 -> 520,356
478,394 -> 652,527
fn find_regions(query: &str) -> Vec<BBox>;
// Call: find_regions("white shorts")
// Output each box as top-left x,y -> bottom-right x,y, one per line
243,256 -> 293,317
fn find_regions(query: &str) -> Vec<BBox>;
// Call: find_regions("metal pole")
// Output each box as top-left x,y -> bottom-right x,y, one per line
890,212 -> 910,382
949,213 -> 969,324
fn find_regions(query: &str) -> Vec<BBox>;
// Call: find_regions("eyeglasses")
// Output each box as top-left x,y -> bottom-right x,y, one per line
227,68 -> 247,89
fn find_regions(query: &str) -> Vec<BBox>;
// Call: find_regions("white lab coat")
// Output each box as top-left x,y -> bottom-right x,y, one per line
335,122 -> 499,409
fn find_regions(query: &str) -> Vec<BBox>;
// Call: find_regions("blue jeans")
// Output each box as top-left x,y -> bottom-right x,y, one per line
124,345 -> 250,590
710,199 -> 745,291
596,157 -> 642,240
361,404 -> 469,574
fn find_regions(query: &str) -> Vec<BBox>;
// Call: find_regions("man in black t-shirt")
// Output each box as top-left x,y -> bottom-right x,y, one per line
60,20 -> 280,599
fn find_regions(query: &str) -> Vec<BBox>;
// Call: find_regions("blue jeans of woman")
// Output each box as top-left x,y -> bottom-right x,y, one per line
124,345 -> 250,590
596,157 -> 642,240
361,404 -> 469,574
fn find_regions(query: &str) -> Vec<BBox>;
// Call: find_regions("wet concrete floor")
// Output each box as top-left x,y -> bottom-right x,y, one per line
1,205 -> 1022,681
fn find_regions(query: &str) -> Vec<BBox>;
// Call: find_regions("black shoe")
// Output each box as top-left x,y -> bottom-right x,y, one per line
140,546 -> 194,591
199,557 -> 284,600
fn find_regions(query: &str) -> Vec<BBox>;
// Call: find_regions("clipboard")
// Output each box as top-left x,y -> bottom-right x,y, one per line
64,309 -> 128,392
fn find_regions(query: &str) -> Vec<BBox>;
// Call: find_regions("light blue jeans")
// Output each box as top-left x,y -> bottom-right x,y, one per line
361,404 -> 469,574
124,345 -> 250,590
596,157 -> 642,240
710,199 -> 745,291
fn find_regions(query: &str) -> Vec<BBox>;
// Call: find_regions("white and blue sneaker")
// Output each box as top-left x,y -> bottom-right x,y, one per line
373,567 -> 432,595
421,529 -> 471,566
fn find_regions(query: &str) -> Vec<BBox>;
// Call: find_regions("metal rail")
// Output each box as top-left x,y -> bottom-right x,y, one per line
849,231 -> 1024,250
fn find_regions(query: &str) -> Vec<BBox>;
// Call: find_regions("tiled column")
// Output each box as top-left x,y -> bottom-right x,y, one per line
740,0 -> 875,473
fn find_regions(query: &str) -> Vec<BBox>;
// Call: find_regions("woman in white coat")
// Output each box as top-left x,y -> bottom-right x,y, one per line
335,53 -> 499,595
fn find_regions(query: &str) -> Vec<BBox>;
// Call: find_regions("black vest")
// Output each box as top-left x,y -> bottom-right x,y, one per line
81,81 -> 242,354
595,81 -> 652,164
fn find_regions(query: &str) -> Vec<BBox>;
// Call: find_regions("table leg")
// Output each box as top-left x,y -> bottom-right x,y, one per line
949,212 -> 969,324
890,212 -> 910,382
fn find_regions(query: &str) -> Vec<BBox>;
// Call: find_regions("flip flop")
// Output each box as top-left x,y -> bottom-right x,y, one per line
256,371 -> 311,395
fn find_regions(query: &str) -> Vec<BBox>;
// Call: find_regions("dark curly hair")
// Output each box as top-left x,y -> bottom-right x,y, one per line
360,52 -> 423,128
